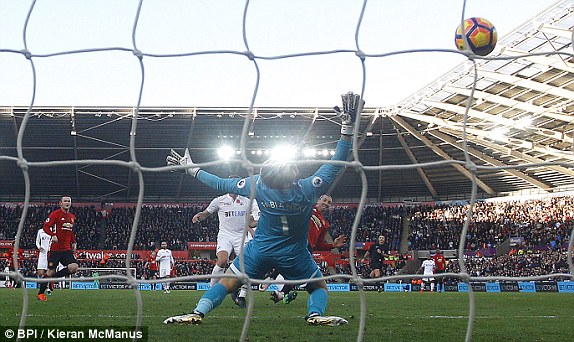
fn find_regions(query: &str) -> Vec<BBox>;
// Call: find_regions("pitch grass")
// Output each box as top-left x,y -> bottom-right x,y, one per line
1,289 -> 573,342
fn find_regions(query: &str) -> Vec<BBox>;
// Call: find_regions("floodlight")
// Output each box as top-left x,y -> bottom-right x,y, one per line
270,145 -> 297,162
217,146 -> 235,160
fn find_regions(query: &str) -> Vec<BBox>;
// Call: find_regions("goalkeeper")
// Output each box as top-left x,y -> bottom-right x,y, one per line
164,92 -> 363,326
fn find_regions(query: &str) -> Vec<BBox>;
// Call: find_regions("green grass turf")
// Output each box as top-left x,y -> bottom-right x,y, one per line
0,288 -> 573,341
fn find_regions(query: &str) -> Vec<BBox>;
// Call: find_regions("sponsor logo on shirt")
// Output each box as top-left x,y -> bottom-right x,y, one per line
224,211 -> 246,217
237,179 -> 246,189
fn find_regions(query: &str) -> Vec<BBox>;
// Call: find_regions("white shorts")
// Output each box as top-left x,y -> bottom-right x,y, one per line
159,268 -> 170,278
216,234 -> 247,256
423,273 -> 435,282
37,252 -> 48,270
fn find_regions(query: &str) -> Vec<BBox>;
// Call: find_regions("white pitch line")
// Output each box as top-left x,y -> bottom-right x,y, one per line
428,315 -> 563,319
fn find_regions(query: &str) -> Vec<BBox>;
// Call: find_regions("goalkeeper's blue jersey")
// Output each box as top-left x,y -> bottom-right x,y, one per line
196,138 -> 351,257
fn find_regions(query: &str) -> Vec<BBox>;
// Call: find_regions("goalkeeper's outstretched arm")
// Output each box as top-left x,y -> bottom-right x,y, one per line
165,92 -> 363,195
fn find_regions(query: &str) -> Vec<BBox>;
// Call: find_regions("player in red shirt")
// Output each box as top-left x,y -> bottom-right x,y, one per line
37,196 -> 79,301
269,194 -> 347,303
146,250 -> 159,280
433,249 -> 447,293
308,195 -> 347,252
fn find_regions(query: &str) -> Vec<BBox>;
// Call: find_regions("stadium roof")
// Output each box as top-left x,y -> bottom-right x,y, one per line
2,1 -> 574,203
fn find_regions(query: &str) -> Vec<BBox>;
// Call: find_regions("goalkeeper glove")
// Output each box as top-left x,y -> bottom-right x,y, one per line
334,91 -> 364,136
166,148 -> 200,177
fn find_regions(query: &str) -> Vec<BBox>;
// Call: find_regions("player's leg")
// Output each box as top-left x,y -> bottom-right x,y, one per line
437,270 -> 445,292
164,242 -> 266,324
259,268 -> 281,291
372,266 -> 383,292
231,238 -> 248,307
38,252 -> 59,300
159,268 -> 169,292
211,238 -> 232,287
270,273 -> 286,302
430,278 -> 435,292
305,279 -> 347,326
164,271 -> 243,324
436,274 -> 441,292
164,275 -> 171,293
270,274 -> 298,304
52,251 -> 78,278
279,252 -> 347,326
48,254 -> 78,294
37,253 -> 52,294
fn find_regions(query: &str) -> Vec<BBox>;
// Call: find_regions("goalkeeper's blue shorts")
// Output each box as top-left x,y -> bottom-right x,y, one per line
230,240 -> 322,281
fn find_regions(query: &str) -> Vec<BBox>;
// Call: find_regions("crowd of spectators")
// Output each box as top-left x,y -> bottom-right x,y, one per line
329,205 -> 404,252
446,250 -> 571,279
2,197 -> 572,254
102,205 -> 215,250
1,196 -> 572,282
0,203 -> 407,251
408,196 -> 573,251
0,203 -> 102,250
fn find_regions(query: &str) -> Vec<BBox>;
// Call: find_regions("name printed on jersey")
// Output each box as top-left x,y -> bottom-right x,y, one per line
260,201 -> 308,212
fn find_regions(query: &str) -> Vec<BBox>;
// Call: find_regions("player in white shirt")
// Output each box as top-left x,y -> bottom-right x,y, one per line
156,241 -> 175,293
192,186 -> 259,307
36,228 -> 53,294
4,265 -> 14,289
418,255 -> 436,292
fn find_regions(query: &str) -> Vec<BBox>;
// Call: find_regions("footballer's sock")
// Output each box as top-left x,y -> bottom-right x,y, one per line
38,280 -> 48,295
307,288 -> 328,317
239,284 -> 247,298
431,282 -> 435,292
195,283 -> 228,316
210,265 -> 225,287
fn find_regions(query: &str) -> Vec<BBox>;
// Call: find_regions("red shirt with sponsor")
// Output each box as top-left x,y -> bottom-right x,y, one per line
433,253 -> 446,271
308,206 -> 333,251
43,209 -> 76,252
147,255 -> 158,271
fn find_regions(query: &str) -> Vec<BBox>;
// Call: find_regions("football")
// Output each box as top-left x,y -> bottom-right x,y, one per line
455,17 -> 497,56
